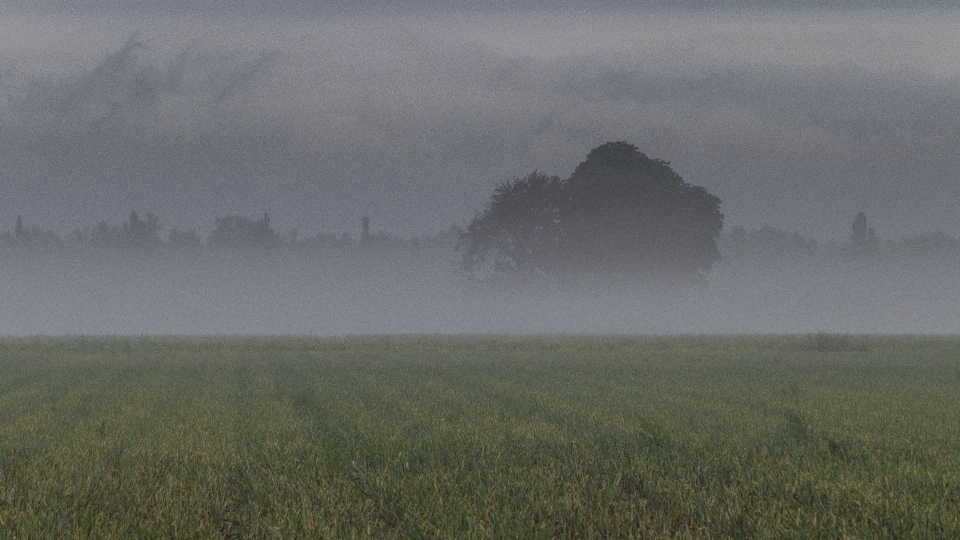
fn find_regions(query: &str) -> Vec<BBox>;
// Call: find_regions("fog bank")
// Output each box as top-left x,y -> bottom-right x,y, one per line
2,229 -> 957,335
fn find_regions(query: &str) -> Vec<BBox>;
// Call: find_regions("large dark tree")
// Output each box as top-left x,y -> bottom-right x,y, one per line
459,142 -> 723,290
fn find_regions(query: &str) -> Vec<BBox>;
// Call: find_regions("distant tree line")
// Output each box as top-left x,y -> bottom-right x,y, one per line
4,206 -> 957,283
0,211 -> 461,265
3,206 -> 959,282
720,211 -> 960,268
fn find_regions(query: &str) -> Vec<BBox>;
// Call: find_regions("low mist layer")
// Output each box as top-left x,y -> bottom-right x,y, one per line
2,218 -> 958,335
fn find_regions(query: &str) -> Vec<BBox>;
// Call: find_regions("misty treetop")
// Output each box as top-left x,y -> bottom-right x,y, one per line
458,142 -> 724,290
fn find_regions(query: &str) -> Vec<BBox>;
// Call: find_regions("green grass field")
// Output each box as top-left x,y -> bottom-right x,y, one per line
0,335 -> 958,538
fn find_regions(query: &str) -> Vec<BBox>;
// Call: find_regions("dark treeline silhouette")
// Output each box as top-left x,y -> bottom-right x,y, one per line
4,205 -> 959,301
1,212 -> 461,264
5,208 -> 956,269
719,213 -> 960,268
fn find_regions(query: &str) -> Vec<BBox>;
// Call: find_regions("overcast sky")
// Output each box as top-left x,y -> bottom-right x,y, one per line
1,3 -> 958,241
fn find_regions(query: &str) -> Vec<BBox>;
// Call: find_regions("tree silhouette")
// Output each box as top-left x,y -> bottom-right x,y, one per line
561,142 -> 723,288
361,216 -> 371,243
459,142 -> 723,290
14,216 -> 25,241
850,211 -> 876,249
121,210 -> 161,250
208,212 -> 280,251
458,171 -> 564,285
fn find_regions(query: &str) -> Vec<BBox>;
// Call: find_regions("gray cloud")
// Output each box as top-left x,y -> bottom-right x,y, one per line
16,33 -> 281,134
210,50 -> 282,103
1,9 -> 959,241
555,63 -> 960,166
26,34 -> 164,116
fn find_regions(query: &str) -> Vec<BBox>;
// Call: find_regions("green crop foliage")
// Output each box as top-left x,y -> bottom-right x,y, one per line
0,335 -> 958,538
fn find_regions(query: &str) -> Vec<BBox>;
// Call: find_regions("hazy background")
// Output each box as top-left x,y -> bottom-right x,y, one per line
1,2 -> 958,335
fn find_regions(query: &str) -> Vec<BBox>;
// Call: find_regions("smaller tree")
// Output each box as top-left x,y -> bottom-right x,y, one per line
458,171 -> 564,285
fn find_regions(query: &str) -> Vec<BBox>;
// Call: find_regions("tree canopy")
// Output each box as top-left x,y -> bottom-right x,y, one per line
458,142 -> 724,290
208,212 -> 281,251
